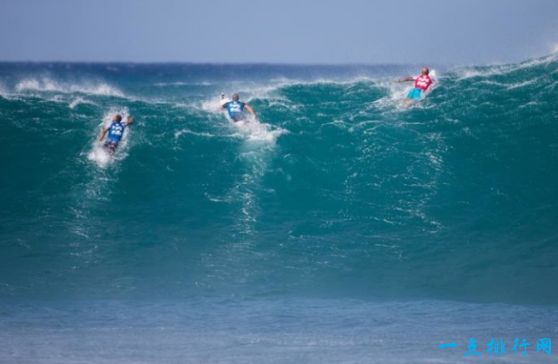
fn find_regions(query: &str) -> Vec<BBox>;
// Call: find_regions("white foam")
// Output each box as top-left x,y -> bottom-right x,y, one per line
87,144 -> 112,168
15,77 -> 124,97
174,128 -> 216,139
154,81 -> 213,87
456,67 -> 508,80
518,101 -> 541,109
456,53 -> 557,81
506,79 -> 536,90
201,94 -> 231,113
230,116 -> 286,143
69,97 -> 96,109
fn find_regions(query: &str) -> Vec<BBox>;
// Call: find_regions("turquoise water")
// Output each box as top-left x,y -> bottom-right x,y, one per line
1,56 -> 557,362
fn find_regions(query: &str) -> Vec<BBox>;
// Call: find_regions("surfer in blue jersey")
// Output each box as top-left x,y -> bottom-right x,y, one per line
221,93 -> 256,122
98,114 -> 134,154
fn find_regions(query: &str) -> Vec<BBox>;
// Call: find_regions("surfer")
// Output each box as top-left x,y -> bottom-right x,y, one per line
221,93 -> 256,122
398,67 -> 434,103
97,114 -> 134,154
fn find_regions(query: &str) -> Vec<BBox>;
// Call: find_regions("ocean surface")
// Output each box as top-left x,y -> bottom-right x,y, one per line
1,55 -> 558,363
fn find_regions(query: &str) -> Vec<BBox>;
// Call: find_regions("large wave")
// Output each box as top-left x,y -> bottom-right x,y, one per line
0,55 -> 557,304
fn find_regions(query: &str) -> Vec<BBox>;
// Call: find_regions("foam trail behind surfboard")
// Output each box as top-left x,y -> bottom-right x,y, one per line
231,117 -> 286,143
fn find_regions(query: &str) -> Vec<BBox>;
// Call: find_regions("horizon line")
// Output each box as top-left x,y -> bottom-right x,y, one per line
0,59 -> 444,66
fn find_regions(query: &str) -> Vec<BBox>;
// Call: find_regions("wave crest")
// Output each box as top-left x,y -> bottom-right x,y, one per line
14,77 -> 124,97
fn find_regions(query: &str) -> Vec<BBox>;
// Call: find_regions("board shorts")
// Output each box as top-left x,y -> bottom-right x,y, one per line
103,141 -> 118,154
228,115 -> 247,123
406,88 -> 423,100
229,113 -> 246,122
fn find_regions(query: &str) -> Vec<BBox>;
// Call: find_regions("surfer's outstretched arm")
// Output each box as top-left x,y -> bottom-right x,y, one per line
98,127 -> 108,142
245,104 -> 256,117
398,76 -> 415,82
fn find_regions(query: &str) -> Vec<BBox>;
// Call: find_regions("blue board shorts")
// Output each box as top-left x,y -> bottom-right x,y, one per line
406,88 -> 423,100
103,141 -> 118,154
228,112 -> 246,122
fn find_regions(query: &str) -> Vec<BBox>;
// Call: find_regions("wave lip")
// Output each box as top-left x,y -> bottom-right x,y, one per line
14,77 -> 124,97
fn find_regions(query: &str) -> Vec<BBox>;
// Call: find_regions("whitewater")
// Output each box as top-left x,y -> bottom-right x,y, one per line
1,55 -> 557,363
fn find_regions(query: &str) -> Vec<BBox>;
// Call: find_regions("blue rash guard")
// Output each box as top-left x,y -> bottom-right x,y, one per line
106,121 -> 126,143
104,121 -> 127,154
223,101 -> 246,121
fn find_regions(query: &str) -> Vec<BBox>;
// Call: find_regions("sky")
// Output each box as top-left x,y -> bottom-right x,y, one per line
0,0 -> 557,64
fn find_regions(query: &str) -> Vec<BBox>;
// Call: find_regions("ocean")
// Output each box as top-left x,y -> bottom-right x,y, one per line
1,56 -> 557,363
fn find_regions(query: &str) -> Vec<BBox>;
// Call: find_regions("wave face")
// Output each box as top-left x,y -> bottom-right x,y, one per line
1,57 -> 557,304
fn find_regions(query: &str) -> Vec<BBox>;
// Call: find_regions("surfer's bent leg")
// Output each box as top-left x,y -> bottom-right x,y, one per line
104,141 -> 118,154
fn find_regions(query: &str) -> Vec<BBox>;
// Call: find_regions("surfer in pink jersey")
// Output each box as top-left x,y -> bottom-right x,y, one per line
398,67 -> 435,104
